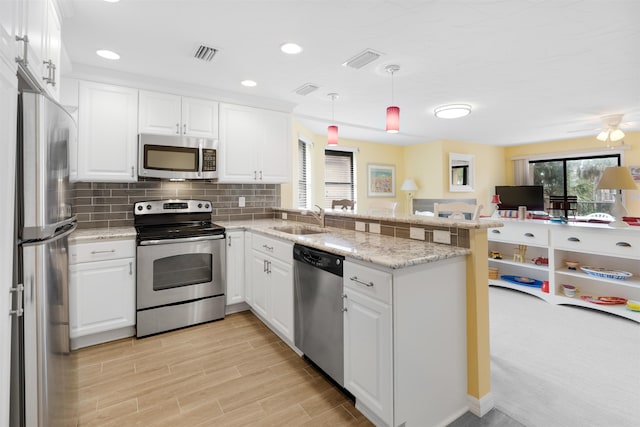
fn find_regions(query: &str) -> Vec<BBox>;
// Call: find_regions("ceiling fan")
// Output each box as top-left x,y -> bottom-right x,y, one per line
595,114 -> 626,143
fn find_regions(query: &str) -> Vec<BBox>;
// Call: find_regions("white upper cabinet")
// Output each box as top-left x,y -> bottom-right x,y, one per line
0,0 -> 18,70
15,0 -> 61,99
77,81 -> 138,182
138,90 -> 219,138
218,103 -> 291,183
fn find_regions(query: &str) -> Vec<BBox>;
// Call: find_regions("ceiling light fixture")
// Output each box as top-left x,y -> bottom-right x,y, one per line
434,104 -> 472,119
327,93 -> 339,146
280,42 -> 302,54
96,49 -> 120,60
385,65 -> 400,133
241,80 -> 257,87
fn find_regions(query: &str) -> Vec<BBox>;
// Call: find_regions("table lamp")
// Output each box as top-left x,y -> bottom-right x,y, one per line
596,166 -> 638,228
401,178 -> 418,214
490,194 -> 502,218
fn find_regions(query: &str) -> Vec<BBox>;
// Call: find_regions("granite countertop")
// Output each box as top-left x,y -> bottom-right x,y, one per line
221,219 -> 471,269
69,220 -> 471,269
274,207 -> 504,230
69,226 -> 137,243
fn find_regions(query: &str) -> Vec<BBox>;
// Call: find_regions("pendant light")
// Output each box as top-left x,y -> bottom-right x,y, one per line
385,65 -> 400,133
327,93 -> 339,145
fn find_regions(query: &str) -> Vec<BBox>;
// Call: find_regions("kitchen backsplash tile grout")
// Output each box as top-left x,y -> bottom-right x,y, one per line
71,179 -> 280,229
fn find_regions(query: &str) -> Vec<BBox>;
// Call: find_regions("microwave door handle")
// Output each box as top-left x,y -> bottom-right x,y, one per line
198,143 -> 203,177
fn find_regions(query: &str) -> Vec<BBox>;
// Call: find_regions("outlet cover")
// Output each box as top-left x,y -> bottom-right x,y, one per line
238,196 -> 246,207
433,230 -> 451,244
282,212 -> 288,220
410,227 -> 425,240
369,223 -> 381,234
355,221 -> 366,232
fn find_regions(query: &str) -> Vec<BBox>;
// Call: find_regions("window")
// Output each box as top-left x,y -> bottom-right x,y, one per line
324,150 -> 354,208
530,154 -> 620,217
297,139 -> 311,209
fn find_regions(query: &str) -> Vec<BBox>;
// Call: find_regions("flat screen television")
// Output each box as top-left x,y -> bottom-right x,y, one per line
495,185 -> 545,212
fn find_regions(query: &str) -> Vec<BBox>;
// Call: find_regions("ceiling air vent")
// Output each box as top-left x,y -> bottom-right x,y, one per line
294,83 -> 319,96
193,44 -> 218,62
342,49 -> 383,69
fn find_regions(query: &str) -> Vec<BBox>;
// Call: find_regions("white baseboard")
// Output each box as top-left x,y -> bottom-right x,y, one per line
225,302 -> 250,314
71,326 -> 135,350
467,392 -> 495,417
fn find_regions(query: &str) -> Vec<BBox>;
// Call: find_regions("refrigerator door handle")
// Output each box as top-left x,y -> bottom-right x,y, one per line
9,284 -> 24,317
21,217 -> 77,244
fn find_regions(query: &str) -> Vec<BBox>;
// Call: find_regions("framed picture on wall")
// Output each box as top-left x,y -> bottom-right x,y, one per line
630,166 -> 640,182
367,164 -> 396,197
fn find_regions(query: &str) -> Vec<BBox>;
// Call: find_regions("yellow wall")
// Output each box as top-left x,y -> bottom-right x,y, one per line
503,131 -> 640,216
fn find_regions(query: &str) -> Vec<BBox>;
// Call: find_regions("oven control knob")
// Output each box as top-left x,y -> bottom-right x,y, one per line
146,204 -> 152,210
205,203 -> 210,209
137,205 -> 143,211
198,203 -> 202,208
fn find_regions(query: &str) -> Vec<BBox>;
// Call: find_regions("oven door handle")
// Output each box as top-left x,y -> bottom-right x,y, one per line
139,234 -> 225,246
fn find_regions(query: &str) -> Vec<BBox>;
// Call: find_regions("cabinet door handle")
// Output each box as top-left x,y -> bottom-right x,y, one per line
567,237 -> 580,242
491,229 -> 500,234
524,232 -> 535,237
259,170 -> 263,180
176,123 -> 180,134
131,166 -> 135,178
349,276 -> 374,287
91,249 -> 116,254
254,171 -> 257,180
15,35 -> 29,67
228,237 -> 232,247
183,123 -> 187,134
342,307 -> 348,312
263,259 -> 267,272
616,242 -> 631,247
268,260 -> 272,274
129,262 -> 133,275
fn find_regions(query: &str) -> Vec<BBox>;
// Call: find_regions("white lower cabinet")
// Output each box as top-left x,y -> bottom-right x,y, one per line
344,257 -> 468,427
225,230 -> 245,305
344,272 -> 393,425
69,239 -> 136,349
246,232 -> 294,343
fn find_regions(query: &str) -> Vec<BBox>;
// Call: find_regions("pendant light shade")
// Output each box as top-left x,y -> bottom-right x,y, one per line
386,106 -> 400,133
385,65 -> 400,133
327,125 -> 338,145
327,93 -> 339,145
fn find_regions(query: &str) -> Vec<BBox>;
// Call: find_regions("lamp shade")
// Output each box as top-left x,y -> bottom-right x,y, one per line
327,125 -> 338,145
400,178 -> 418,191
490,194 -> 501,204
596,166 -> 637,190
386,106 -> 400,133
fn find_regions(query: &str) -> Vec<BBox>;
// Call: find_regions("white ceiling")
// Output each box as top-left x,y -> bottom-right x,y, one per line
61,0 -> 640,146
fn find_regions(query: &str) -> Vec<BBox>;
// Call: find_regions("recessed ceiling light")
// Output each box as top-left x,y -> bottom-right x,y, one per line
241,80 -> 257,87
96,49 -> 120,60
434,104 -> 472,119
280,42 -> 302,54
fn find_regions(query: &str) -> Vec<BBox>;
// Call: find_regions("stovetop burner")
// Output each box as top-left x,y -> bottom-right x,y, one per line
134,199 -> 225,242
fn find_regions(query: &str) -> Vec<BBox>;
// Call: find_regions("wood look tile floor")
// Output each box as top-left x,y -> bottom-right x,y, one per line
71,311 -> 373,426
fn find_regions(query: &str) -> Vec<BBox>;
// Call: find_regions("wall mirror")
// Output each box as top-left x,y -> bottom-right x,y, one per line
449,153 -> 475,192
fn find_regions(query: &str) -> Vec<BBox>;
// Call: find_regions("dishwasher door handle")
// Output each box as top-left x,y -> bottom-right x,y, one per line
349,276 -> 374,287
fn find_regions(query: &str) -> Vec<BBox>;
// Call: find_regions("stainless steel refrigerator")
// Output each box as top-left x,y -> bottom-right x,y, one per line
11,87 -> 77,427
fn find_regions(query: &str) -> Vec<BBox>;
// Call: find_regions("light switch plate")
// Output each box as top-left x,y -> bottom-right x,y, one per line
433,230 -> 451,244
410,227 -> 425,240
282,212 -> 287,220
238,196 -> 246,207
355,221 -> 366,232
369,223 -> 381,234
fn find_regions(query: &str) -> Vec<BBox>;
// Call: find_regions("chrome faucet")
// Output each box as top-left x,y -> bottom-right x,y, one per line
308,204 -> 325,228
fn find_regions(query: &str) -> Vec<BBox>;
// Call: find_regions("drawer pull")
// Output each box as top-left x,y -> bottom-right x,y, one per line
616,242 -> 631,247
349,276 -> 374,287
91,249 -> 116,254
524,233 -> 535,237
262,244 -> 274,252
567,237 -> 580,242
491,229 -> 501,234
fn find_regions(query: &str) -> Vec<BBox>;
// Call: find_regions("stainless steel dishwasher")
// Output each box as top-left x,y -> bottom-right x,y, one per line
293,244 -> 345,386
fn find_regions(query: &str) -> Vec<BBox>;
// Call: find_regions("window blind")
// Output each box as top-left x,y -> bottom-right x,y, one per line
298,140 -> 309,208
324,150 -> 354,208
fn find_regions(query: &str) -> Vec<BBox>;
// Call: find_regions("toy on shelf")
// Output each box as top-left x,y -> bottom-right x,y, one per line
513,245 -> 527,263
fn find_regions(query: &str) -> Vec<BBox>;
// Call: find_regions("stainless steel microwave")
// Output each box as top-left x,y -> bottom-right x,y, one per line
138,134 -> 218,180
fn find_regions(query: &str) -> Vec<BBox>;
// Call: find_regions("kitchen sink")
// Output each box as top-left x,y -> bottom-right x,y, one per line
271,225 -> 327,235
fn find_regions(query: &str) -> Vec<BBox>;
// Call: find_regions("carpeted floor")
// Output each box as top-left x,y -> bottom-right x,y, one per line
489,287 -> 640,427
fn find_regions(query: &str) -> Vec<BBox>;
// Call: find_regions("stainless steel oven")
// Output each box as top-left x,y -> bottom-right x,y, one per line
134,200 -> 225,337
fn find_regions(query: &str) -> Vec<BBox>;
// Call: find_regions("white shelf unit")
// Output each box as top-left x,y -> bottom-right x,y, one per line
488,220 -> 640,323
